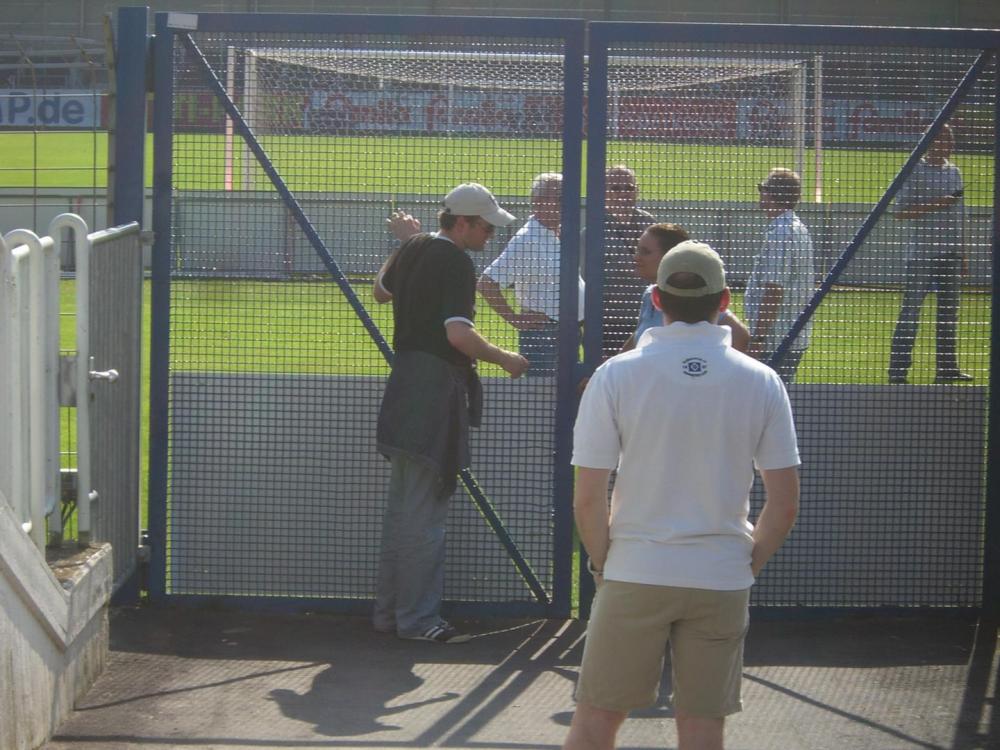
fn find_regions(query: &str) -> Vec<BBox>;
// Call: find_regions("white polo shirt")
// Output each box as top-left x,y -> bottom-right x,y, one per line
573,321 -> 800,591
482,216 -> 585,322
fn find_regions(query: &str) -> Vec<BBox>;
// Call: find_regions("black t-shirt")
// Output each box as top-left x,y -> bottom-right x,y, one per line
381,233 -> 476,367
602,208 -> 655,356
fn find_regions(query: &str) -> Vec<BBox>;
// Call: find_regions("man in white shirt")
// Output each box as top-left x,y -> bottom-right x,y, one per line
478,173 -> 585,373
743,168 -> 816,384
564,241 -> 800,750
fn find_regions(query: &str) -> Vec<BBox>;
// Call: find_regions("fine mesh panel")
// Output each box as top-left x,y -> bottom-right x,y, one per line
601,40 -> 992,606
90,227 -> 143,591
166,31 -> 571,604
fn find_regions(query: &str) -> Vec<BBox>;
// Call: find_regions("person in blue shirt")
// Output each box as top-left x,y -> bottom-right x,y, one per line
619,223 -> 749,354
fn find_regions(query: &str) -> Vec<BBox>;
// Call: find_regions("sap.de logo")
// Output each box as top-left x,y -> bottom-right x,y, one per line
682,357 -> 708,377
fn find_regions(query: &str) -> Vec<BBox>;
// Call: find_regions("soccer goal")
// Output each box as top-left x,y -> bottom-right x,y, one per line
226,45 -> 818,194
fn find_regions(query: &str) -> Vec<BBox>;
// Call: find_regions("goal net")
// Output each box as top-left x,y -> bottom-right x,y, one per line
227,46 -> 813,189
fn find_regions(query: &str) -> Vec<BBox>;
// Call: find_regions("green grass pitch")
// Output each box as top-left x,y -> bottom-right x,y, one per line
2,131 -> 994,207
31,124 -> 990,535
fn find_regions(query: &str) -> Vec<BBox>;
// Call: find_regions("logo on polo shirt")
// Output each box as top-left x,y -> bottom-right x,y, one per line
681,357 -> 708,377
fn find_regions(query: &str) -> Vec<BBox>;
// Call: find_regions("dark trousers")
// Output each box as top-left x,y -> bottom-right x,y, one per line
519,319 -> 560,376
889,252 -> 962,379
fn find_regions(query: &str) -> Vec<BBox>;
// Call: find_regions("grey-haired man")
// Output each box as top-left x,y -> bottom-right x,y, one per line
565,241 -> 800,749
477,172 -> 585,373
372,183 -> 528,643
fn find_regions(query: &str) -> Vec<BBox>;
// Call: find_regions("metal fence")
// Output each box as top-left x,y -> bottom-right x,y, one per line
138,11 -> 998,616
0,214 -> 142,596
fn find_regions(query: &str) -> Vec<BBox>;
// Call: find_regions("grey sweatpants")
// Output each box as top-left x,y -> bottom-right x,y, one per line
373,454 -> 451,637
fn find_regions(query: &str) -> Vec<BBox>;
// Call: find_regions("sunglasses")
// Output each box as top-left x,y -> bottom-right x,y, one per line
607,183 -> 636,192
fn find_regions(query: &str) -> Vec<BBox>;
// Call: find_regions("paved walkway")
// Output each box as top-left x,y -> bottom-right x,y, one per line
44,607 -> 998,749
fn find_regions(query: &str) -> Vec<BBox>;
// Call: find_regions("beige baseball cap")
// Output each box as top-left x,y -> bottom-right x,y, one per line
656,241 -> 726,297
443,183 -> 515,227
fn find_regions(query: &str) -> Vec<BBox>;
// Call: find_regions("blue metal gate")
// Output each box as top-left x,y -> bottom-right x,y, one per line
146,11 -> 585,616
582,22 -> 999,612
138,10 -> 1000,615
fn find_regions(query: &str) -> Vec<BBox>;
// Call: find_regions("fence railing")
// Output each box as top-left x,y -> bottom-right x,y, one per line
1,214 -> 139,559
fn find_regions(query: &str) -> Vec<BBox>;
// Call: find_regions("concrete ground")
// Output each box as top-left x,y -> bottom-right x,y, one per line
43,606 -> 998,750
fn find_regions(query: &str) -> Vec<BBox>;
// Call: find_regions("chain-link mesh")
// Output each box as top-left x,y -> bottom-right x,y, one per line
596,39 -> 993,606
165,30 -> 575,605
159,22 -> 994,610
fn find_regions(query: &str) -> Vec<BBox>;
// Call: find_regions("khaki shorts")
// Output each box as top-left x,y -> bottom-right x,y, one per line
575,580 -> 750,717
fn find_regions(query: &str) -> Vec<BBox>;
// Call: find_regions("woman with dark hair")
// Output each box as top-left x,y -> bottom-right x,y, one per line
619,223 -> 750,353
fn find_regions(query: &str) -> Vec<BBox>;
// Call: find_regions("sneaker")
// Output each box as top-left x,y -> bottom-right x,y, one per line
935,371 -> 974,384
400,621 -> 472,644
888,375 -> 907,385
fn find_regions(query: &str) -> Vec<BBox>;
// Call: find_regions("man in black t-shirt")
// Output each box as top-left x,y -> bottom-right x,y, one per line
372,183 -> 528,644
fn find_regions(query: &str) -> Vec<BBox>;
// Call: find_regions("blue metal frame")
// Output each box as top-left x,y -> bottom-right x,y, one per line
577,36 -> 609,619
148,11 -> 175,602
169,12 -> 581,38
590,21 -> 1000,50
138,13 -> 1000,617
112,7 -> 148,228
553,22 -> 587,618
581,21 -> 1000,617
149,11 -> 586,616
109,6 -> 149,606
985,62 -> 1000,618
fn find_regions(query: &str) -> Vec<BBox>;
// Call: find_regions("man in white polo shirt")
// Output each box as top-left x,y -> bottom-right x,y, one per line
477,172 -> 585,374
564,241 -> 801,750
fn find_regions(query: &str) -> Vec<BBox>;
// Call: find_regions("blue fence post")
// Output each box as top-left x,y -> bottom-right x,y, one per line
109,5 -> 149,604
577,28 -> 612,620
147,12 -> 175,602
112,7 -> 149,228
552,20 -> 587,618
984,53 -> 1000,617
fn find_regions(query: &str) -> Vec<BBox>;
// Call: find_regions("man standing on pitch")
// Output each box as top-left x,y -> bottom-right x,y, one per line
888,123 -> 971,384
744,167 -> 816,384
564,241 -> 800,749
372,183 -> 529,644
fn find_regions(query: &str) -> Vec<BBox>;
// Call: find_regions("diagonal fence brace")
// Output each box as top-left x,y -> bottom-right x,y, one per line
769,49 -> 995,371
181,32 -> 549,604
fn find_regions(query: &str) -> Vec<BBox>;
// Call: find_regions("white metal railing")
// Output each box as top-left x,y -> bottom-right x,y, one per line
1,214 -> 137,552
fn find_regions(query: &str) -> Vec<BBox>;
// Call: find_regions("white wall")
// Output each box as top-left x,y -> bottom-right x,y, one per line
0,501 -> 111,750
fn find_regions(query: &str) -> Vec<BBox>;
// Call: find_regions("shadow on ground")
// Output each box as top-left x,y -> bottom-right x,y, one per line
42,605 -> 998,750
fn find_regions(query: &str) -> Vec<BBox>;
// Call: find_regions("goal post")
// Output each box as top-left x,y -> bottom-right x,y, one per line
225,46 -> 819,196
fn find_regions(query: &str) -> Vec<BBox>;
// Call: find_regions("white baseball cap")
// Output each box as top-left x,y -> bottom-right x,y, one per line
656,241 -> 726,297
443,183 -> 516,227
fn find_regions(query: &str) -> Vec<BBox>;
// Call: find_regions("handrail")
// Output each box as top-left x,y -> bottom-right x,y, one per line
3,228 -> 59,550
2,215 -> 139,552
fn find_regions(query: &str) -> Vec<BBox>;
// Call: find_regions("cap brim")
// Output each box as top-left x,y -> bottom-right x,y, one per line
482,206 -> 516,227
